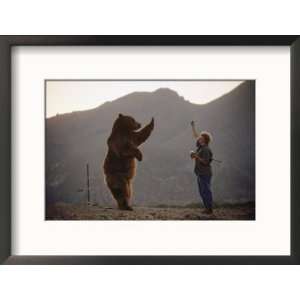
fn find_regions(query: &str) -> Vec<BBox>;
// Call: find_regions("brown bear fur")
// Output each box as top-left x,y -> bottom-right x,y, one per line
103,114 -> 154,210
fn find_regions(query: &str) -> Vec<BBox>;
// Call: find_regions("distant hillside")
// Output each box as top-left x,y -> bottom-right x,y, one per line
46,81 -> 255,206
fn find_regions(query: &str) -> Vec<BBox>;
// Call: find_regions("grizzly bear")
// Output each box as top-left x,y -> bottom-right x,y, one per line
103,114 -> 154,210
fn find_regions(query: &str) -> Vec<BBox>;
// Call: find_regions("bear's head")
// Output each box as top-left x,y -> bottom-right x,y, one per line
112,113 -> 141,133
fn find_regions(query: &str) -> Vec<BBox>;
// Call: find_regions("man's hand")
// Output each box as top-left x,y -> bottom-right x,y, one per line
190,152 -> 197,159
191,120 -> 195,127
191,153 -> 204,163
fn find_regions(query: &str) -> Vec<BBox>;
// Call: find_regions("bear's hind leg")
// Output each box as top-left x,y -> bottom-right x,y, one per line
108,178 -> 133,211
106,175 -> 125,210
109,187 -> 127,210
122,180 -> 133,211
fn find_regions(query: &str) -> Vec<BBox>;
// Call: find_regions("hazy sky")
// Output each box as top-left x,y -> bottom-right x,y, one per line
46,80 -> 243,118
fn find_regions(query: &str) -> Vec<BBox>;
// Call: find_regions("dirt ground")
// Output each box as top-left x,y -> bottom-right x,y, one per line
46,202 -> 255,220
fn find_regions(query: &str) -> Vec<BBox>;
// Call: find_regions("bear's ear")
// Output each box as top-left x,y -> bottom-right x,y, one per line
118,113 -> 123,118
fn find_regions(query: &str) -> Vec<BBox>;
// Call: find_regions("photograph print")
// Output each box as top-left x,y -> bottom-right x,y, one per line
46,80 -> 255,220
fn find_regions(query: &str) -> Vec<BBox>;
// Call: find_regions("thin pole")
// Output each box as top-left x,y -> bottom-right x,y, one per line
212,158 -> 222,163
86,163 -> 90,205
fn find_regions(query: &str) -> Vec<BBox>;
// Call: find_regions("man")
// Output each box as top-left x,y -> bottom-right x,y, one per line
190,121 -> 213,214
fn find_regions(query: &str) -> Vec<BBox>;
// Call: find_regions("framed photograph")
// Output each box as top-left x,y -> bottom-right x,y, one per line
0,36 -> 299,264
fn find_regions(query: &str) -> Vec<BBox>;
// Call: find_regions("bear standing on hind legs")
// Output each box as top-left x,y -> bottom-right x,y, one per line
103,114 -> 154,210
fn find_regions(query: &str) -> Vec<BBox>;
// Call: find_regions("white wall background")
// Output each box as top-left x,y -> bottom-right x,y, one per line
1,1 -> 300,300
0,0 -> 299,35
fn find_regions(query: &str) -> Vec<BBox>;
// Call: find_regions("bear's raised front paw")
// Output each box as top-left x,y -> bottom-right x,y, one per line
149,117 -> 154,130
136,151 -> 143,161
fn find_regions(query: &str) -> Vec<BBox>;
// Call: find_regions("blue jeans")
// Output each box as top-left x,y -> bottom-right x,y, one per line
197,175 -> 213,209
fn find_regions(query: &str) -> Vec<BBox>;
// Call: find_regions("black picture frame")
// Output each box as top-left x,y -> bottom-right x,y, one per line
0,35 -> 299,265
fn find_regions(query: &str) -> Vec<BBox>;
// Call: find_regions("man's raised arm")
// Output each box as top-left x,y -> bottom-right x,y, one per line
191,120 -> 200,139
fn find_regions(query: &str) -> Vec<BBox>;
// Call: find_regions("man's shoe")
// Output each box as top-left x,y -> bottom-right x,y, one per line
202,208 -> 213,215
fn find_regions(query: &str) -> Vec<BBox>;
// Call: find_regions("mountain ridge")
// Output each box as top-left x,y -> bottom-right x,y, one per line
47,83 -> 245,120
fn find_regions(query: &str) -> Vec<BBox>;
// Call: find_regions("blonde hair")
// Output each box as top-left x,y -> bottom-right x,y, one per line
200,131 -> 212,144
